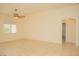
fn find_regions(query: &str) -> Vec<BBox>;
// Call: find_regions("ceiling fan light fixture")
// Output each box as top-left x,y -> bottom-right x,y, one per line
14,16 -> 19,20
13,8 -> 25,20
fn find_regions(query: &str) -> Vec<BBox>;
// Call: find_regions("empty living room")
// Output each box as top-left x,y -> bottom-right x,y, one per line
0,3 -> 79,56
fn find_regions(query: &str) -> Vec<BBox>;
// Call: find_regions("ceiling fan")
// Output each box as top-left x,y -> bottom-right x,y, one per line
13,8 -> 25,20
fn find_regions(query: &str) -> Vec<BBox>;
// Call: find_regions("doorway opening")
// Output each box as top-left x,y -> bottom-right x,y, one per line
62,18 -> 76,45
62,22 -> 66,44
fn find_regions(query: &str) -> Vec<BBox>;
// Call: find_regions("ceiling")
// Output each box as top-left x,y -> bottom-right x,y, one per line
0,3 -> 79,14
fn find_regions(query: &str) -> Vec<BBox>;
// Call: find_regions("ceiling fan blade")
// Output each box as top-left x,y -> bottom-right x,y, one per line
18,16 -> 25,18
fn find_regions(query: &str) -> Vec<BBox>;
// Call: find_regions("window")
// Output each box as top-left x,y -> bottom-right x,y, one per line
4,24 -> 16,33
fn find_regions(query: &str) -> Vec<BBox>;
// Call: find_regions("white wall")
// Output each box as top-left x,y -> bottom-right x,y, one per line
23,10 -> 62,44
23,6 -> 79,45
65,19 -> 76,43
76,18 -> 79,46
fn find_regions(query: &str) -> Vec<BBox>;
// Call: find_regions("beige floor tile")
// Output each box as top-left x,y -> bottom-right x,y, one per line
0,39 -> 79,56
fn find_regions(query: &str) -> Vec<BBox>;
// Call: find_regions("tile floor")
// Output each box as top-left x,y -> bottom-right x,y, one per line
0,39 -> 79,56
